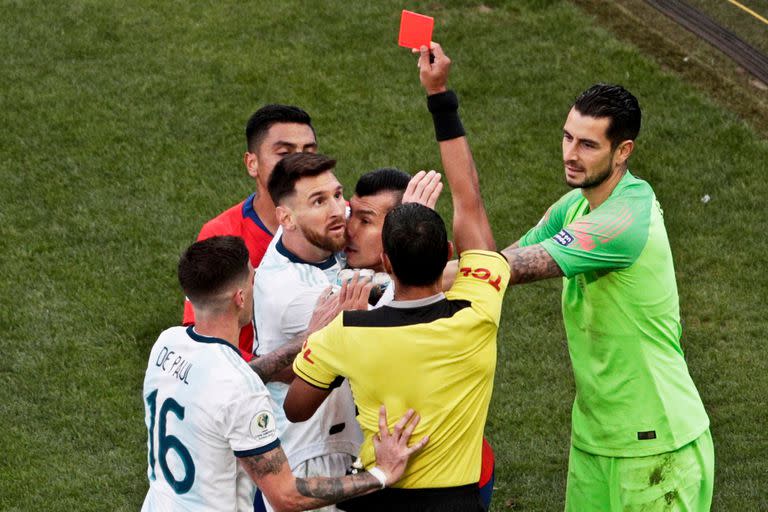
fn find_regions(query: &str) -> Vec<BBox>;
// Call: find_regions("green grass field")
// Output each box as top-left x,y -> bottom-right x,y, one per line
1,1 -> 766,510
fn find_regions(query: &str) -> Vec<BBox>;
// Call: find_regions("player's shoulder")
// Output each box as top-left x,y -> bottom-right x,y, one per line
189,332 -> 266,391
615,172 -> 655,200
198,198 -> 249,240
458,249 -> 509,266
553,188 -> 585,210
449,250 -> 509,300
597,172 -> 656,222
540,188 -> 585,223
258,240 -> 337,288
254,244 -> 303,293
152,325 -> 190,350
157,324 -> 188,338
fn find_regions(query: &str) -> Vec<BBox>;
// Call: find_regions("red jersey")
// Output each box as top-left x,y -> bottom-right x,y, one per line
183,193 -> 274,361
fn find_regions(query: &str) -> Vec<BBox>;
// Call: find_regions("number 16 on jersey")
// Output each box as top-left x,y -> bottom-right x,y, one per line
145,389 -> 196,494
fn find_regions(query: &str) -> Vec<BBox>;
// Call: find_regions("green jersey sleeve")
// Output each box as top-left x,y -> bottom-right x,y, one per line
519,189 -> 582,247
540,187 -> 652,278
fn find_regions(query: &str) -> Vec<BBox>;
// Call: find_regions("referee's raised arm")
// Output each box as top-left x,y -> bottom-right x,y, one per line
418,42 -> 495,254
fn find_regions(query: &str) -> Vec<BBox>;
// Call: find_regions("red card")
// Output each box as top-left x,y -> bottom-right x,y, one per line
398,10 -> 433,49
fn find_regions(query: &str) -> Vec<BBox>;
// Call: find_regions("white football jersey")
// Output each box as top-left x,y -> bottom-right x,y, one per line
141,326 -> 279,512
372,280 -> 394,309
253,236 -> 362,469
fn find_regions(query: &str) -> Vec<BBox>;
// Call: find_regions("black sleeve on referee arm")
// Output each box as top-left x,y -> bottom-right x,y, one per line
427,90 -> 466,141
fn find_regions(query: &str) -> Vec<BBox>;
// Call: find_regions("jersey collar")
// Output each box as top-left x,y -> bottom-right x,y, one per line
275,236 -> 338,270
186,326 -> 240,356
388,292 -> 446,309
242,193 -> 273,236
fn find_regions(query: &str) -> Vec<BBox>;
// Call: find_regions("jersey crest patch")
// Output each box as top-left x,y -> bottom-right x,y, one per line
249,411 -> 276,441
553,229 -> 574,246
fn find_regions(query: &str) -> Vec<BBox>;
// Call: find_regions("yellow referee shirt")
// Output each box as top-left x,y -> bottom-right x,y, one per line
293,250 -> 510,488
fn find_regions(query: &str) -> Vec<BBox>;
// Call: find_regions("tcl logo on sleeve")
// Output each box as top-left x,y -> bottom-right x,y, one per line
301,339 -> 314,364
459,267 -> 502,291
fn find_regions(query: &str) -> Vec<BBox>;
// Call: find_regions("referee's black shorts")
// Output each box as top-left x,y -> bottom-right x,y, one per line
337,483 -> 484,511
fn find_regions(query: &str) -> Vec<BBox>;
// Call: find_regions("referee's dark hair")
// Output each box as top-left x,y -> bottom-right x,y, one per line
178,236 -> 250,308
245,104 -> 315,153
573,84 -> 641,149
383,203 -> 449,287
268,152 -> 337,206
354,168 -> 410,202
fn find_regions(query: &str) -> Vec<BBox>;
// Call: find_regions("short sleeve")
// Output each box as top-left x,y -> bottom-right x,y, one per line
218,387 -> 281,458
540,196 -> 651,278
292,314 -> 345,389
518,191 -> 580,247
446,250 -> 510,325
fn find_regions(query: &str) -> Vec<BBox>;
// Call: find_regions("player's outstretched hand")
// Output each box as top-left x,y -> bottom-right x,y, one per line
416,41 -> 450,95
403,170 -> 443,209
307,286 -> 341,335
338,272 -> 373,311
372,406 -> 429,486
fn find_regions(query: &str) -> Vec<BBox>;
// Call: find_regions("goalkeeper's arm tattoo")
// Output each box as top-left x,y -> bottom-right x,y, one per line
502,243 -> 564,284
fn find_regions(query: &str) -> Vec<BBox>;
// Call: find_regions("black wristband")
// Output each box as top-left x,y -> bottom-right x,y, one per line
427,90 -> 465,141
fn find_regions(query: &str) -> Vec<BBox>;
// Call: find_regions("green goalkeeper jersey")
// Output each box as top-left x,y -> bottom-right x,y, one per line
520,171 -> 709,457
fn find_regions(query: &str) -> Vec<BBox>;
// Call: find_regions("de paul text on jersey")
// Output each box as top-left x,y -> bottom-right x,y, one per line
155,346 -> 192,385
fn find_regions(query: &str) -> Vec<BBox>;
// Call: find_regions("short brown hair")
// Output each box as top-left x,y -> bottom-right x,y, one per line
177,236 -> 249,307
268,152 -> 337,205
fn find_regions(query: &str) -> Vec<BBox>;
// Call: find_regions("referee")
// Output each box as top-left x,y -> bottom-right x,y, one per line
284,43 -> 507,511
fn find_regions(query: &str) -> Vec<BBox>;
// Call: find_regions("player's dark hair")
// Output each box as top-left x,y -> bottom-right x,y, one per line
178,236 -> 250,306
268,152 -> 337,205
354,168 -> 411,204
245,104 -> 314,152
573,84 -> 641,149
382,203 -> 449,287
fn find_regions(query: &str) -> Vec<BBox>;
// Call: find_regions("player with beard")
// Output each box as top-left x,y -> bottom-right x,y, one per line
182,104 -> 317,361
252,152 -> 367,512
500,84 -> 713,510
285,42 -> 510,511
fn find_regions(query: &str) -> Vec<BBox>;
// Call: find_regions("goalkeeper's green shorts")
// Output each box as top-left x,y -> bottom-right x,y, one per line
565,429 -> 714,511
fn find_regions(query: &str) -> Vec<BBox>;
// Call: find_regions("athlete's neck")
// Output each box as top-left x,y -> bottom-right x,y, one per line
582,166 -> 627,211
193,315 -> 241,348
391,277 -> 442,301
252,190 -> 279,234
281,231 -> 334,263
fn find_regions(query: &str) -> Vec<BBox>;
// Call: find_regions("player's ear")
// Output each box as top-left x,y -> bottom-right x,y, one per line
446,241 -> 454,261
275,205 -> 295,230
233,288 -> 245,309
381,252 -> 393,275
244,151 -> 259,179
614,140 -> 634,167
